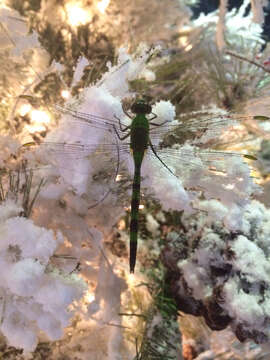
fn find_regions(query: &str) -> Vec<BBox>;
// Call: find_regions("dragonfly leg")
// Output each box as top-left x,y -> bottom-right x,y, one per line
113,114 -> 131,132
113,125 -> 131,140
150,120 -> 170,127
149,112 -> 170,127
123,108 -> 134,119
149,139 -> 177,178
149,112 -> 157,121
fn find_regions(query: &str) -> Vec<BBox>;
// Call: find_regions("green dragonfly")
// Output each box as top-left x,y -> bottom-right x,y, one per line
22,97 -> 257,273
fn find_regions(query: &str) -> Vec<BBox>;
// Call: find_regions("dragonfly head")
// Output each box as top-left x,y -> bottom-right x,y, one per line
131,99 -> 152,115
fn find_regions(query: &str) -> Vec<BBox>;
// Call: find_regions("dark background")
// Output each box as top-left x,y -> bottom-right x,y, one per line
190,0 -> 270,43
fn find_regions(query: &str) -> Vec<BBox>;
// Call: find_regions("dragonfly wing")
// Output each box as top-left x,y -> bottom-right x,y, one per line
143,143 -> 256,211
54,86 -> 131,135
149,110 -> 241,147
23,139 -> 131,208
54,106 -> 119,132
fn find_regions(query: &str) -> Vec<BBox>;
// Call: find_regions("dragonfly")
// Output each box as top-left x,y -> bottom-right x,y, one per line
110,98 -> 171,273
20,94 -> 258,274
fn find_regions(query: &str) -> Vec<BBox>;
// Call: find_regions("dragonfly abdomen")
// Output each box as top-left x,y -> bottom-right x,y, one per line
129,114 -> 149,273
130,163 -> 142,273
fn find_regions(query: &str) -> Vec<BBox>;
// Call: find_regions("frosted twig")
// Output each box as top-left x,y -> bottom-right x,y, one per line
225,50 -> 270,73
118,312 -> 147,319
216,0 -> 228,50
52,254 -> 77,260
0,296 -> 6,325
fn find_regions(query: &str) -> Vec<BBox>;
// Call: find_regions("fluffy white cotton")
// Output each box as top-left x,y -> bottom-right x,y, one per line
0,200 -> 87,351
152,100 -> 176,124
142,155 -> 193,212
223,277 -> 264,324
1,306 -> 38,352
232,235 -> 270,283
0,200 -> 22,222
197,199 -> 229,222
39,181 -> 69,199
0,135 -> 21,167
96,44 -> 159,97
146,214 -> 160,235
8,258 -> 45,297
0,216 -> 63,261
36,311 -> 63,340
72,56 -> 89,86
176,200 -> 270,343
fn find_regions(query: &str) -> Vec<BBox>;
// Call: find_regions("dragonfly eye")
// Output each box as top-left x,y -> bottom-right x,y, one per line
131,100 -> 152,114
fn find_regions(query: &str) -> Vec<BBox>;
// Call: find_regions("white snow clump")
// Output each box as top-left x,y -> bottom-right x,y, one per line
0,200 -> 86,352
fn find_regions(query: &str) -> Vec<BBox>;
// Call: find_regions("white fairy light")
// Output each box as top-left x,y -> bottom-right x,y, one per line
18,103 -> 31,116
116,174 -> 123,181
61,89 -> 71,99
84,291 -> 95,303
178,26 -> 193,51
65,2 -> 91,27
117,219 -> 126,230
97,0 -> 110,14
30,110 -> 50,124
125,204 -> 145,211
25,110 -> 51,133
179,36 -> 192,51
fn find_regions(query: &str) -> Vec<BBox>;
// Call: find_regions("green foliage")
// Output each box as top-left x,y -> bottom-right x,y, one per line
0,162 -> 45,217
0,103 -> 10,132
8,0 -> 42,14
134,264 -> 182,359
253,115 -> 270,121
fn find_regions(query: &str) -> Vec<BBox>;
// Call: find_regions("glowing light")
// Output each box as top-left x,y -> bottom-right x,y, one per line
25,123 -> 46,133
208,167 -> 226,177
25,110 -> 51,133
126,272 -> 141,289
116,174 -> 123,182
125,204 -> 144,211
117,219 -> 125,230
97,0 -> 110,14
18,103 -> 31,116
61,89 -> 71,99
224,184 -> 235,190
30,110 -> 50,124
64,238 -> 73,248
0,1 -> 9,8
179,36 -> 192,51
178,26 -> 193,52
65,2 -> 91,27
84,291 -> 95,303
128,273 -> 136,286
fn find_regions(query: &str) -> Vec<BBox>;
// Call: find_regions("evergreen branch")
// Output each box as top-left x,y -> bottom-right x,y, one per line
225,50 -> 270,73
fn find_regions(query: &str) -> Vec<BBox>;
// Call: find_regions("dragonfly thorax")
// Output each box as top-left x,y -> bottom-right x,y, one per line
131,100 -> 152,115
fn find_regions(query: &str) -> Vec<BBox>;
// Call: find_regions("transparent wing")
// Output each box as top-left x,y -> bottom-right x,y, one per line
20,134 -> 254,214
54,105 -> 125,133
54,106 -> 250,147
142,143 -> 254,208
22,138 -> 131,209
149,111 -> 245,146
19,105 -> 256,211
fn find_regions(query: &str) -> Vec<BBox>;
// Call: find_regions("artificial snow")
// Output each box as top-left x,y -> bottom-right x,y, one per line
0,200 -> 87,351
175,200 -> 270,343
